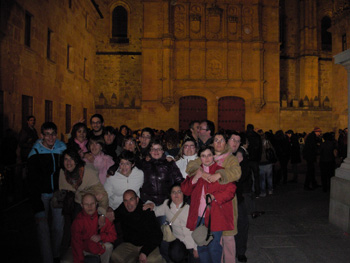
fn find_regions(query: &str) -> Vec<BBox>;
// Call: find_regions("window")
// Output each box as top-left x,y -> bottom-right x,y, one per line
47,29 -> 52,59
45,100 -> 53,122
25,11 -> 32,47
83,108 -> 87,125
342,34 -> 347,51
22,95 -> 33,127
67,45 -> 74,71
69,0 -> 72,9
321,16 -> 332,51
66,104 -> 71,134
111,6 -> 128,43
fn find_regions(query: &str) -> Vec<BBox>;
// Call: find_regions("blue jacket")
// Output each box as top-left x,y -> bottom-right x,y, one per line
27,139 -> 66,214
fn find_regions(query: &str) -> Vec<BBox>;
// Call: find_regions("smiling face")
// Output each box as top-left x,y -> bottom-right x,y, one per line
228,134 -> 241,153
89,140 -> 102,156
119,159 -> 133,176
170,186 -> 184,206
91,117 -> 103,133
76,127 -> 87,143
150,143 -> 164,159
123,191 -> 139,213
64,154 -> 76,172
200,149 -> 215,167
213,134 -> 226,154
183,141 -> 196,156
41,129 -> 57,149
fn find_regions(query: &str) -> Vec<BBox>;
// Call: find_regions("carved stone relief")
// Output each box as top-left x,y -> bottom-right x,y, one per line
242,6 -> 253,39
174,4 -> 187,39
206,4 -> 223,39
190,4 -> 202,37
228,5 -> 239,38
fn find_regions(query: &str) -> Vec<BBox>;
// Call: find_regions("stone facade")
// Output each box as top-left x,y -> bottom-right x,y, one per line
0,0 -> 350,136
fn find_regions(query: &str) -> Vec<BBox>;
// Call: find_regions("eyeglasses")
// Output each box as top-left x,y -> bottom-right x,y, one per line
199,128 -> 208,131
183,145 -> 195,149
91,121 -> 101,125
125,141 -> 135,145
214,139 -> 225,143
171,190 -> 182,195
200,153 -> 213,158
229,138 -> 241,143
150,148 -> 163,152
43,132 -> 57,137
82,202 -> 96,207
120,161 -> 132,166
141,136 -> 151,139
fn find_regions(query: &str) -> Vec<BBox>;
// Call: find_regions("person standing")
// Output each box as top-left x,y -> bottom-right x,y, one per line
27,122 -> 67,263
18,115 -> 38,162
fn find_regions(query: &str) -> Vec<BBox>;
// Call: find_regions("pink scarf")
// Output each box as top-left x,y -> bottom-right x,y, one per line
74,138 -> 88,153
214,152 -> 231,167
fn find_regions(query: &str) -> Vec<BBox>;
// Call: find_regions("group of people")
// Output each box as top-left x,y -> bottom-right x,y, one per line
22,114 -> 344,263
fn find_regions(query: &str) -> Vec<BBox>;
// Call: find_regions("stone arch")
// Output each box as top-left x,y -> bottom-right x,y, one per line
109,1 -> 131,40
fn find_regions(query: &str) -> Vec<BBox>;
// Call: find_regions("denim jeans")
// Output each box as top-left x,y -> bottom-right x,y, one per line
259,164 -> 273,195
196,217 -> 222,263
35,193 -> 64,263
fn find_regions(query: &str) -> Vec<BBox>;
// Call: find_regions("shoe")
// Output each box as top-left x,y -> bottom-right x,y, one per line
268,190 -> 273,195
259,193 -> 266,197
237,255 -> 248,262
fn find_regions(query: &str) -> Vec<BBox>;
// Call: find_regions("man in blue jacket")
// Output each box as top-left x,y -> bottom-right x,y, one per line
27,122 -> 66,263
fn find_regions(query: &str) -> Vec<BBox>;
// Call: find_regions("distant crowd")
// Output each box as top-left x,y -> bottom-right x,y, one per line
1,114 -> 347,263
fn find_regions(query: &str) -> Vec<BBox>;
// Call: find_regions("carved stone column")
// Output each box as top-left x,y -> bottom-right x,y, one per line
330,49 -> 350,232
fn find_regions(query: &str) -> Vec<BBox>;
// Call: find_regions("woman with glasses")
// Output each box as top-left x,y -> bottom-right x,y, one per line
104,150 -> 144,210
176,138 -> 198,178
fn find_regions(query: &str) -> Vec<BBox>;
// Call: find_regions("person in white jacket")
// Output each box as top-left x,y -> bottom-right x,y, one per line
143,184 -> 199,263
176,138 -> 198,178
104,151 -> 144,210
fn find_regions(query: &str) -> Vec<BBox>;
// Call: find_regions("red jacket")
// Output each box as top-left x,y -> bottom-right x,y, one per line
71,210 -> 117,263
181,162 -> 236,232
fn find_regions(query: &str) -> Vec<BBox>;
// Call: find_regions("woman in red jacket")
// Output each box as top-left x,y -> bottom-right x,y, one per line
181,145 -> 236,263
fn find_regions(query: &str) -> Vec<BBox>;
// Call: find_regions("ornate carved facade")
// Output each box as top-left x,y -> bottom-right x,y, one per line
0,0 -> 350,135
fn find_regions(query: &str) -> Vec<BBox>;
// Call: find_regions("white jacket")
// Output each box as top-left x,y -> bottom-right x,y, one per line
104,167 -> 144,210
176,155 -> 198,179
154,199 -> 196,250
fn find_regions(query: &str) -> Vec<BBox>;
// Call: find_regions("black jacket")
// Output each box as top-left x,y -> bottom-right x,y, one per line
141,155 -> 183,205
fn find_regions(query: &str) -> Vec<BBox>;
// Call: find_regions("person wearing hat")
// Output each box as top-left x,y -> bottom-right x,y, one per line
302,127 -> 322,190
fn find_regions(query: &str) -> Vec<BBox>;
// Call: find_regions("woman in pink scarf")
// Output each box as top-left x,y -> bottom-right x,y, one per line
67,123 -> 89,158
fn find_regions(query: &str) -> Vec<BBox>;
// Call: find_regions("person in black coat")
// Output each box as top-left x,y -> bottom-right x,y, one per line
319,132 -> 337,192
286,130 -> 301,182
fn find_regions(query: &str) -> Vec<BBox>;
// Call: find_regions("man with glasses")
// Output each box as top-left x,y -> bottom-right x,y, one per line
27,122 -> 67,263
139,127 -> 155,159
90,114 -> 105,137
198,120 -> 215,148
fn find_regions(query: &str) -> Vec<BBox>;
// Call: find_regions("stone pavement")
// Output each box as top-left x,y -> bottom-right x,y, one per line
246,175 -> 350,263
1,165 -> 350,263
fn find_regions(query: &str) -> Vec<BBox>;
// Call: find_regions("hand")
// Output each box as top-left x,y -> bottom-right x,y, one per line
194,167 -> 203,181
107,164 -> 118,176
207,173 -> 221,183
139,253 -> 147,263
90,234 -> 101,243
145,156 -> 151,162
78,150 -> 85,159
166,156 -> 174,162
98,215 -> 106,228
193,249 -> 199,258
106,209 -> 115,222
95,193 -> 104,201
143,203 -> 155,211
85,153 -> 95,163
201,172 -> 211,182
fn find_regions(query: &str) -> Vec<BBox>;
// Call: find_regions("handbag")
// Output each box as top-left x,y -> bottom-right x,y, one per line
191,195 -> 213,246
161,206 -> 184,242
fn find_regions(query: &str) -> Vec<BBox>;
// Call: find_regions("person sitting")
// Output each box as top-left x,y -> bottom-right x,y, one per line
62,193 -> 117,263
110,189 -> 163,263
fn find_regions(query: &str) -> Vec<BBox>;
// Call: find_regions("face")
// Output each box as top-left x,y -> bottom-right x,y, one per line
81,195 -> 97,215
228,134 -> 241,153
64,154 -> 76,172
213,135 -> 226,154
191,122 -> 200,138
140,131 -> 151,149
123,192 -> 139,212
150,144 -> 164,159
89,140 -> 102,156
119,159 -> 133,176
121,127 -> 128,136
200,149 -> 215,167
183,141 -> 196,156
198,122 -> 210,140
315,131 -> 321,137
124,139 -> 136,152
41,129 -> 57,149
170,186 -> 183,205
27,117 -> 35,128
91,117 -> 103,133
104,132 -> 115,145
76,127 -> 87,142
